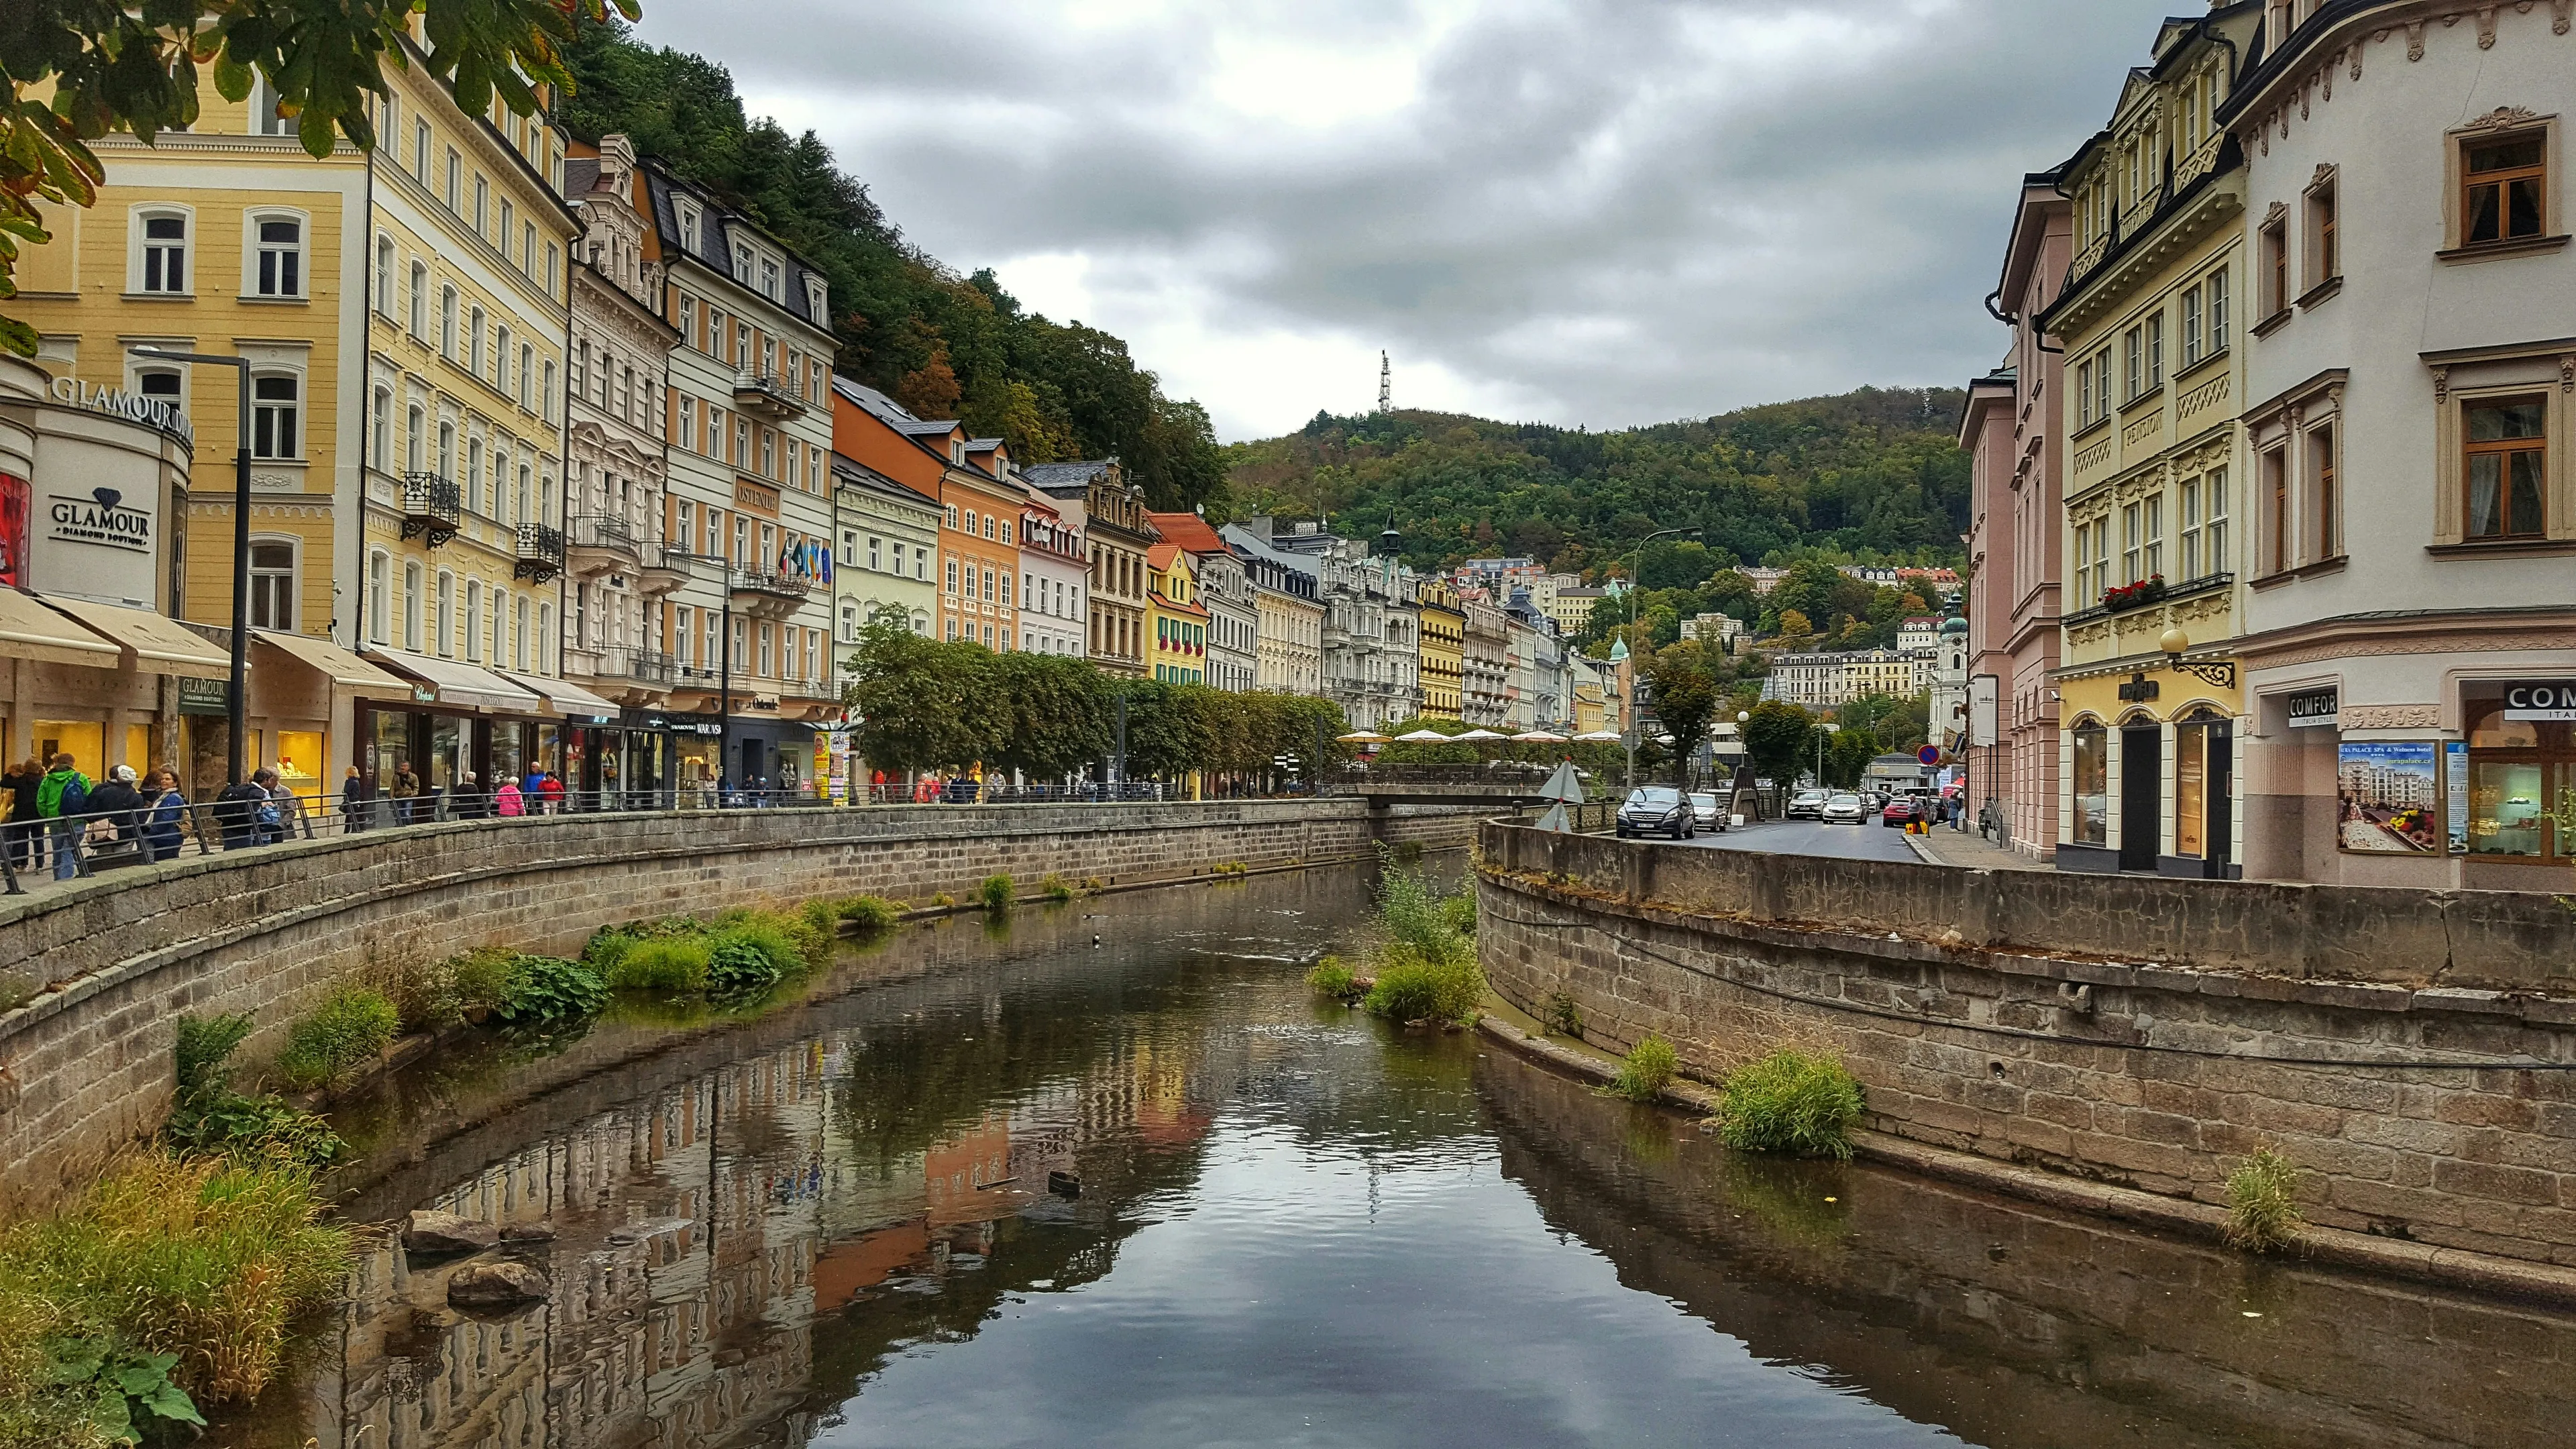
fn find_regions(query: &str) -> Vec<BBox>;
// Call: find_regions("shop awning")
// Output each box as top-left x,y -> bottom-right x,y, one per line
364,648 -> 545,714
0,588 -> 122,668
253,631 -> 412,700
42,595 -> 233,674
494,669 -> 625,721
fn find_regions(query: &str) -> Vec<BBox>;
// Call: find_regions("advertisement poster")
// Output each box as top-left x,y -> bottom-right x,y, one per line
2337,741 -> 2442,853
2447,741 -> 2471,855
0,473 -> 27,587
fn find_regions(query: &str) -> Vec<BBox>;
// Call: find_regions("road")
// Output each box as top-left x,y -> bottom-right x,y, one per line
1663,816 -> 1924,863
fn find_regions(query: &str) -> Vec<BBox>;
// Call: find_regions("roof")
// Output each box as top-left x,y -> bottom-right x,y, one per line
641,162 -> 833,333
1148,542 -> 1182,572
1022,460 -> 1116,489
830,451 -> 942,513
1143,510 -> 1228,556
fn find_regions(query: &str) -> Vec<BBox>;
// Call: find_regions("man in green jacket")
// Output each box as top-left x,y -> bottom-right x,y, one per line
35,752 -> 90,881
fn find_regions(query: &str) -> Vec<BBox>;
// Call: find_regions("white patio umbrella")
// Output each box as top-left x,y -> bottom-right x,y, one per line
1454,729 -> 1509,741
1393,729 -> 1454,743
1511,730 -> 1568,743
1573,729 -> 1623,743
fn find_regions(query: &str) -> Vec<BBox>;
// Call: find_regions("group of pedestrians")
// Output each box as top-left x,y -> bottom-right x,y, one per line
337,762 -> 568,830
3,755 -> 197,880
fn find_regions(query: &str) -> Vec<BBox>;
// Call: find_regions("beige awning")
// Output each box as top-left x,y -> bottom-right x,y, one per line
254,631 -> 411,700
364,648 -> 544,714
41,595 -> 232,673
0,588 -> 122,668
494,669 -> 624,720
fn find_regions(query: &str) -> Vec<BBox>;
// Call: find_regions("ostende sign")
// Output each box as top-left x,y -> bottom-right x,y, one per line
2502,681 -> 2576,722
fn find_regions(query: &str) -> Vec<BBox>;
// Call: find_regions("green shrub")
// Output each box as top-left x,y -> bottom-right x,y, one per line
608,937 -> 712,994
799,897 -> 843,938
494,955 -> 607,1026
1305,955 -> 1358,1000
1374,865 -> 1475,971
163,1016 -> 343,1167
705,932 -> 786,998
1361,945 -> 1484,1025
1040,873 -> 1075,904
839,895 -> 902,929
931,892 -> 957,910
1713,1049 -> 1864,1159
445,947 -> 518,1018
1607,1034 -> 1680,1102
978,874 -> 1014,912
578,926 -> 637,977
1544,991 -> 1585,1037
272,986 -> 400,1091
2224,1149 -> 2305,1254
0,973 -> 33,1014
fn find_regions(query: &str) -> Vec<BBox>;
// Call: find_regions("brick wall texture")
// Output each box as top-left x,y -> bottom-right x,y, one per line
0,801 -> 1473,1220
1479,822 -> 2576,1269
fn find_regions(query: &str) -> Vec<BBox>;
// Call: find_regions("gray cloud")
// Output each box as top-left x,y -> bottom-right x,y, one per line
632,0 -> 2181,439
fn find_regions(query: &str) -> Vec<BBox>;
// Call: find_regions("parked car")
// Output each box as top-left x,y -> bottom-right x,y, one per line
1617,787 -> 1695,841
1822,793 -> 1866,824
1881,795 -> 1924,828
1786,789 -> 1829,820
1688,791 -> 1727,833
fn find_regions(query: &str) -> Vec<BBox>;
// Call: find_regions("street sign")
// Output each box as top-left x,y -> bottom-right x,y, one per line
1540,760 -> 1586,804
1917,745 -> 1941,767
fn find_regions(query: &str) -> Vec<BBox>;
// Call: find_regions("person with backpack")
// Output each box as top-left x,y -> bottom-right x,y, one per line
83,765 -> 146,869
213,771 -> 268,851
36,752 -> 91,881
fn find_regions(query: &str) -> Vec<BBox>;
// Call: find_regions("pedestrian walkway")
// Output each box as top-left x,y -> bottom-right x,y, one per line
1901,825 -> 2056,873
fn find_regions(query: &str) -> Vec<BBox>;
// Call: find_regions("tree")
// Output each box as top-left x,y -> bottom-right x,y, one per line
845,613 -> 994,773
1742,700 -> 1815,787
1822,727 -> 1882,789
1777,608 -> 1813,638
1,0 -> 637,355
1646,641 -> 1721,785
986,651 -> 1110,782
1769,559 -> 1847,627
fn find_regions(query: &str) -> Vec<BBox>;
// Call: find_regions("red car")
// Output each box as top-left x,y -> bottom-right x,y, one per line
1880,796 -> 1924,828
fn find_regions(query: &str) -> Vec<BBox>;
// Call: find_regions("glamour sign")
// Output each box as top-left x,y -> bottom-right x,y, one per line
47,376 -> 193,448
2501,682 -> 2576,722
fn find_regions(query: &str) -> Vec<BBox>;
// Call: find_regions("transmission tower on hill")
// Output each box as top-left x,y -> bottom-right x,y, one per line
1377,352 -> 1391,413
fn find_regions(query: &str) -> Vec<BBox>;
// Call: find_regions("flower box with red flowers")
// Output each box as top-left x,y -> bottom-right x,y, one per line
2100,576 -> 2167,612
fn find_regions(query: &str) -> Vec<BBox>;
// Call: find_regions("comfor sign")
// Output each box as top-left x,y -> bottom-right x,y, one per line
2502,682 -> 2576,722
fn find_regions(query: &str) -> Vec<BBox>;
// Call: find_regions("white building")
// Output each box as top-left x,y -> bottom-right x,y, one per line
1018,490 -> 1087,658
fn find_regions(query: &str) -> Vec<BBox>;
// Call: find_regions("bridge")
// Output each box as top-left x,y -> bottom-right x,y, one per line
1320,763 -> 1609,826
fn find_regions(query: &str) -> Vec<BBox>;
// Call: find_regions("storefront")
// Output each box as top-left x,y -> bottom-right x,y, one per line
493,672 -> 652,809
2055,659 -> 2244,879
246,631 -> 412,804
357,648 -> 554,819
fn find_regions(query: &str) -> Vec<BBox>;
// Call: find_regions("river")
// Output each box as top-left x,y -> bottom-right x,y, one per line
216,863 -> 2576,1448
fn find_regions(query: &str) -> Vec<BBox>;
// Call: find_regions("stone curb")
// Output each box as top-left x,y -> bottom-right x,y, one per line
1474,1011 -> 2576,1311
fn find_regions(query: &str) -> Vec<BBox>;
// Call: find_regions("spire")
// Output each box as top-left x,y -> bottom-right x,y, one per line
1377,352 -> 1391,413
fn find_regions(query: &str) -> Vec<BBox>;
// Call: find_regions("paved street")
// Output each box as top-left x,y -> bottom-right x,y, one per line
1666,817 -> 1923,863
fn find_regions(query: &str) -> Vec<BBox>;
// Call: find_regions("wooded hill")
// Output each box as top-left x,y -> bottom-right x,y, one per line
557,19 -> 1225,509
1222,386 -> 1970,576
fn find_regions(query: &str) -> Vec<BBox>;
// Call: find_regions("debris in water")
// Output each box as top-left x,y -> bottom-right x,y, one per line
1049,1170 -> 1081,1198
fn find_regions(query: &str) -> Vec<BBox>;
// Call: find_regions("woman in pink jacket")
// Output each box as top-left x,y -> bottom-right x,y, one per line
494,778 -> 525,817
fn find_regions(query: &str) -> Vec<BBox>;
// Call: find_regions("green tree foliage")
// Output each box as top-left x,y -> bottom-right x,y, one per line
1224,388 -> 1968,576
846,612 -> 998,773
1,0 -> 637,354
555,20 -> 1224,509
1820,726 -> 1881,789
1743,700 -> 1817,786
1644,641 -> 1723,779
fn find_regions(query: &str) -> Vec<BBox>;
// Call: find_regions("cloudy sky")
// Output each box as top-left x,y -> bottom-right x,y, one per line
631,0 -> 2185,441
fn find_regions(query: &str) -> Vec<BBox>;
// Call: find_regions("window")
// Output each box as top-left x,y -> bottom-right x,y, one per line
406,262 -> 426,336
405,404 -> 424,473
2143,492 -> 2163,580
413,121 -> 431,179
734,417 -> 749,468
2263,216 -> 2289,315
678,395 -> 696,451
367,551 -> 390,645
759,429 -> 774,478
519,343 -> 533,411
2072,722 -> 2109,847
544,242 -> 558,297
2263,445 -> 2291,574
983,515 -> 997,541
2206,467 -> 2230,572
374,235 -> 394,315
916,546 -> 928,582
250,78 -> 292,136
445,149 -> 462,212
892,541 -> 907,577
468,307 -> 485,376
2208,266 -> 2231,351
439,286 -> 458,356
2463,134 -> 2546,248
2180,476 -> 2204,581
402,562 -> 423,649
136,211 -> 188,293
253,216 -> 302,297
2076,357 -> 2095,427
868,536 -> 882,572
435,572 -> 454,656
760,258 -> 780,301
2181,284 -> 2204,368
678,201 -> 700,254
473,174 -> 489,237
466,439 -> 482,509
2307,423 -> 2339,559
463,580 -> 482,661
136,368 -> 180,411
247,541 -> 295,629
2123,326 -> 2143,401
2308,178 -> 2339,286
678,295 -> 696,348
733,516 -> 749,566
437,420 -> 454,480
947,557 -> 960,595
2145,313 -> 2163,392
2121,503 -> 2142,585
2090,347 -> 2111,423
2465,396 -> 2547,539
541,361 -> 556,424
499,201 -> 515,262
251,374 -> 299,458
371,387 -> 391,470
537,602 -> 553,673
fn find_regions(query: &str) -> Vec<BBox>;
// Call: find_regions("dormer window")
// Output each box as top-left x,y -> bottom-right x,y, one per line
760,258 -> 780,301
677,201 -> 700,254
733,242 -> 753,284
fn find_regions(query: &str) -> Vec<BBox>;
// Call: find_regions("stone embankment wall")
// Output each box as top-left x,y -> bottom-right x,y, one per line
1479,822 -> 2576,1269
0,800 -> 1472,1218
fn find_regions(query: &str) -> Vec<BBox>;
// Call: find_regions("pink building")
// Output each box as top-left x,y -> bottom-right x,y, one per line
1957,172 -> 2072,859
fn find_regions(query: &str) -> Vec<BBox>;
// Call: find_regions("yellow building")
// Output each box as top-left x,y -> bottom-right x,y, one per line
2042,5 -> 2254,878
1144,543 -> 1208,686
16,30 -> 578,801
1414,576 -> 1465,720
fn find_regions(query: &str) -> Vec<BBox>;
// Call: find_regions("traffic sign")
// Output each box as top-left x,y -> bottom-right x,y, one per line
1917,745 -> 1942,767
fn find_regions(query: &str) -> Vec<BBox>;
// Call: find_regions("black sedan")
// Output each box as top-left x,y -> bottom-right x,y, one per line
1616,787 -> 1696,840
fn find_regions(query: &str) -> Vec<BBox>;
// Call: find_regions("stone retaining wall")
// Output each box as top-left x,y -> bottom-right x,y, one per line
0,801 -> 1472,1218
1479,821 -> 2576,1269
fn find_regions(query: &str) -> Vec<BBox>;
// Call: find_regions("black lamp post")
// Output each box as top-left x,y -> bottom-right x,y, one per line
130,345 -> 252,786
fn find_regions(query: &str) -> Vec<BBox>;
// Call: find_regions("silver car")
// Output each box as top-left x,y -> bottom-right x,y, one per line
1822,792 -> 1866,824
1688,791 -> 1727,833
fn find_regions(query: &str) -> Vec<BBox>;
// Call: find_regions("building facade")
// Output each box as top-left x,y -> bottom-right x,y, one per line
1224,523 -> 1325,696
1462,600 -> 1510,728
830,456 -> 941,643
1962,168 -> 2074,860
2223,0 -> 2576,886
1415,577 -> 1466,720
1145,511 -> 1254,691
1018,490 -> 1088,658
2043,5 -> 2256,876
1028,460 -> 1150,676
1144,543 -> 1208,685
936,436 -> 1024,652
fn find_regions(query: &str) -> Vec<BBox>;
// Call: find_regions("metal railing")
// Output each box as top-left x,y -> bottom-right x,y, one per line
566,513 -> 639,555
514,523 -> 566,583
595,647 -> 676,685
729,568 -> 812,601
400,473 -> 462,545
732,369 -> 808,417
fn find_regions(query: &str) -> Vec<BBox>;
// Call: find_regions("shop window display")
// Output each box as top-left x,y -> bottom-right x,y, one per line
2465,700 -> 2560,860
2071,722 -> 2108,847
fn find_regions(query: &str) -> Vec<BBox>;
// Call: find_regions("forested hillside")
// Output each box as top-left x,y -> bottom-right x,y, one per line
1223,386 -> 1969,576
557,19 -> 1224,508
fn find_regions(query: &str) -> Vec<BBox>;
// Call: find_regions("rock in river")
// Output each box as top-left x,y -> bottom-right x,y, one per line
405,1210 -> 498,1254
447,1260 -> 551,1309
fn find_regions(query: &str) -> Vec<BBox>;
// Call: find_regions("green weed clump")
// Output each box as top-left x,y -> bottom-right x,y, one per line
163,1016 -> 343,1168
838,894 -> 903,930
1305,955 -> 1360,1000
271,986 -> 400,1091
1544,991 -> 1585,1037
1607,1034 -> 1680,1102
494,955 -> 608,1026
608,937 -> 712,994
1713,1049 -> 1864,1160
0,1148 -> 350,1440
931,892 -> 957,910
978,874 -> 1014,912
2224,1148 -> 2306,1254
704,916 -> 809,998
799,897 -> 843,938
1040,873 -> 1076,904
1361,944 -> 1483,1026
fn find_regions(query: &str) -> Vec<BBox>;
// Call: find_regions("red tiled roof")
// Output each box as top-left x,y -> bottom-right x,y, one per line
1144,511 -> 1227,555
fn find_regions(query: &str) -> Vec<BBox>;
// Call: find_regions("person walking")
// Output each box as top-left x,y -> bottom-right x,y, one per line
36,752 -> 91,881
389,761 -> 421,826
538,770 -> 566,814
452,770 -> 484,822
142,768 -> 186,863
494,775 -> 525,818
83,765 -> 146,869
341,765 -> 370,835
2,757 -> 38,875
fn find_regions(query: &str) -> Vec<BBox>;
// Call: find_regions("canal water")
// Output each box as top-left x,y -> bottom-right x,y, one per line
222,863 -> 2576,1448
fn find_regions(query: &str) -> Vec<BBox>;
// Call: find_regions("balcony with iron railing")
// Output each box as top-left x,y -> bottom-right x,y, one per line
729,566 -> 812,618
400,473 -> 461,546
593,646 -> 678,687
513,523 -> 565,584
639,541 -> 692,593
566,513 -> 641,576
733,369 -> 808,421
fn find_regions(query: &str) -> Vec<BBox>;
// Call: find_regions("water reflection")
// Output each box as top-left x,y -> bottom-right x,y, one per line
219,867 -> 2576,1448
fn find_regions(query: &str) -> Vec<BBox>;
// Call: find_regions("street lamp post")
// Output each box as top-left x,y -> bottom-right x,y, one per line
129,346 -> 252,786
1621,525 -> 1700,789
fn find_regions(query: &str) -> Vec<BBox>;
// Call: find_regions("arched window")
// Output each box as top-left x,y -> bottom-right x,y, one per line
490,588 -> 505,665
368,550 -> 389,645
402,562 -> 423,650
519,343 -> 533,412
408,261 -> 427,336
541,360 -> 556,424
374,235 -> 394,315
405,405 -> 425,474
493,324 -> 510,391
437,419 -> 454,481
248,539 -> 296,631
463,580 -> 482,661
439,286 -> 458,356
370,386 -> 391,471
250,372 -> 299,458
251,213 -> 303,297
133,208 -> 190,294
468,306 -> 485,376
466,438 -> 483,509
513,595 -> 530,669
516,464 -> 531,526
536,601 -> 554,672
